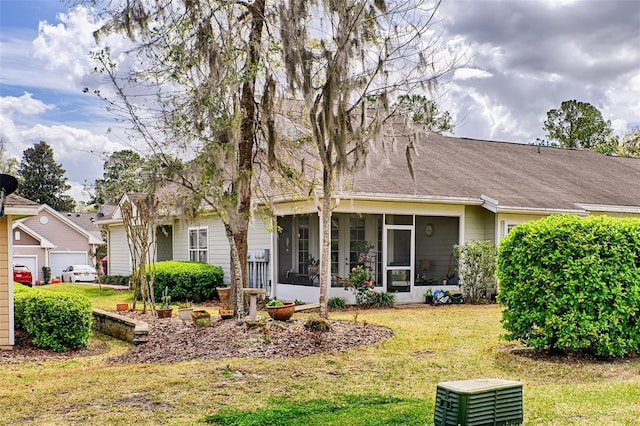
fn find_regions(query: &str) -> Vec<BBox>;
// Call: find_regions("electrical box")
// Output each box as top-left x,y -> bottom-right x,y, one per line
247,249 -> 270,262
434,378 -> 523,426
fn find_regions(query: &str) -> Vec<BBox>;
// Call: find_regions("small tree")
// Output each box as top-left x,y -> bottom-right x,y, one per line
454,240 -> 496,304
17,141 -> 75,211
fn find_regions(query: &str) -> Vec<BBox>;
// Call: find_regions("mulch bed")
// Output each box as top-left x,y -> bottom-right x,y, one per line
0,310 -> 394,365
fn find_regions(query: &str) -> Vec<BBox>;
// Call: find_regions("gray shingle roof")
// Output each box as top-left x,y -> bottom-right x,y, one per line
344,132 -> 640,212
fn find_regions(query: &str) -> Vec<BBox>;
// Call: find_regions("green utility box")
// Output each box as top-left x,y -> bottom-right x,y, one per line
434,378 -> 523,426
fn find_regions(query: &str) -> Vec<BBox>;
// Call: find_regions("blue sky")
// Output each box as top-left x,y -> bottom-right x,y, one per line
1,0 -> 639,204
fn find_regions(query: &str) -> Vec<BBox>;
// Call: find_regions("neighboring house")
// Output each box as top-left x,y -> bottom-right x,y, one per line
96,194 -> 173,277
1,194 -> 39,350
97,133 -> 640,304
12,205 -> 104,283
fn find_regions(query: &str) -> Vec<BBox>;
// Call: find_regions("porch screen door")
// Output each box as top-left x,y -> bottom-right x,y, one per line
384,225 -> 414,299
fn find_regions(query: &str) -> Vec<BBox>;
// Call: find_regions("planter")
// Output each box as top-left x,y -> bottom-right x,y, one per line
192,309 -> 211,327
116,303 -> 129,311
266,302 -> 295,321
178,307 -> 194,321
217,286 -> 230,307
157,307 -> 173,318
219,309 -> 235,320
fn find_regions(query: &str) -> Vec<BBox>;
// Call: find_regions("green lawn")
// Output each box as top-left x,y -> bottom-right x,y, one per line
2,285 -> 639,425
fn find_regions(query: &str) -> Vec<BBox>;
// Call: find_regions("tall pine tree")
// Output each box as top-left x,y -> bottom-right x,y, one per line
17,141 -> 76,211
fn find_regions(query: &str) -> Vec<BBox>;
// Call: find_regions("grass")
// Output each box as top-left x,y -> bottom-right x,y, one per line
2,285 -> 640,425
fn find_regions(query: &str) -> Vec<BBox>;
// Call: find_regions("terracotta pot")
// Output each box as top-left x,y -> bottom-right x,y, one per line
157,307 -> 173,318
217,287 -> 230,307
191,309 -> 211,327
266,302 -> 295,321
116,303 -> 129,311
219,309 -> 234,320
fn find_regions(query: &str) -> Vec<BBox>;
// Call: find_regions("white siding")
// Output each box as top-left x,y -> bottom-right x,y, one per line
108,225 -> 130,275
464,205 -> 495,242
172,215 -> 273,284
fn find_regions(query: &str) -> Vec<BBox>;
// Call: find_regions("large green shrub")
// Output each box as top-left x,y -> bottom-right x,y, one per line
454,240 -> 497,303
497,214 -> 640,357
151,261 -> 224,302
19,291 -> 92,352
13,283 -> 33,330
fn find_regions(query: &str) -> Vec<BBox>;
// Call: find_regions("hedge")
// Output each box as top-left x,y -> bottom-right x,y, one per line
15,287 -> 92,352
150,260 -> 224,302
496,214 -> 640,357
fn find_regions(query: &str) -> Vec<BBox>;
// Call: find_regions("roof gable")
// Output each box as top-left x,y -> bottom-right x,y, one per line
20,205 -> 103,244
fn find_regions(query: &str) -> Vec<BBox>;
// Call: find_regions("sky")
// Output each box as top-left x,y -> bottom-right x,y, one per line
1,0 -> 639,204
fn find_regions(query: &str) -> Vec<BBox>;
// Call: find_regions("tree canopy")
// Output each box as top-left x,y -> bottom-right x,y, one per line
17,141 -> 75,211
542,100 -> 617,154
618,127 -> 640,158
92,149 -> 145,206
85,0 -> 455,318
0,139 -> 18,174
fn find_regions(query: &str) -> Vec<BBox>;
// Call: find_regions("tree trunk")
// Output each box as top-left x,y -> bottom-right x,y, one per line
224,0 -> 265,324
318,168 -> 333,319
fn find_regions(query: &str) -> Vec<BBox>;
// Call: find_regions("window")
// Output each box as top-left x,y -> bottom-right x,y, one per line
188,227 -> 208,263
297,216 -> 310,273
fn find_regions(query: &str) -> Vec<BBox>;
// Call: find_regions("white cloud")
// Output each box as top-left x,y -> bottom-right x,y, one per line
453,68 -> 492,81
32,6 -> 101,88
0,92 -> 54,117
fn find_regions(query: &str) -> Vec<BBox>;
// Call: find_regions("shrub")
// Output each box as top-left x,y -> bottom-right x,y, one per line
497,214 -> 640,357
151,261 -> 224,302
327,297 -> 347,309
42,266 -> 51,284
13,284 -> 33,330
454,240 -> 497,304
20,291 -> 92,352
266,299 -> 284,307
367,291 -> 395,307
102,275 -> 130,285
341,266 -> 374,306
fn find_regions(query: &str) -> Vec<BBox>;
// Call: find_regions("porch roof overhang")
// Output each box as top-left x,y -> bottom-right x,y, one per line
575,203 -> 640,215
333,192 -> 483,205
480,194 -> 587,216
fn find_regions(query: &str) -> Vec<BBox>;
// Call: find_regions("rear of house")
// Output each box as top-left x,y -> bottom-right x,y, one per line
98,133 -> 640,305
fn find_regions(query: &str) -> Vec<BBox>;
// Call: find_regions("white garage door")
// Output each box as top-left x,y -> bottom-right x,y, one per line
12,255 -> 37,285
49,252 -> 89,279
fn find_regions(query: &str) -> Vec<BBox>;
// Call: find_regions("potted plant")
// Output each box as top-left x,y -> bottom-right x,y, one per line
423,289 -> 433,305
191,309 -> 211,327
178,301 -> 194,321
265,299 -> 295,321
157,287 -> 173,318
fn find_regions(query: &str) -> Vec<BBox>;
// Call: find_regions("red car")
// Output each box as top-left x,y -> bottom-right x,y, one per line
13,264 -> 33,286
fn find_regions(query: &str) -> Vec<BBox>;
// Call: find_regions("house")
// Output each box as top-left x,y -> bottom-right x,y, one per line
1,194 -> 39,350
97,132 -> 640,304
12,205 -> 104,283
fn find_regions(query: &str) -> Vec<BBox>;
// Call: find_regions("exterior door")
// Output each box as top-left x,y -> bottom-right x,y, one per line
384,224 -> 414,302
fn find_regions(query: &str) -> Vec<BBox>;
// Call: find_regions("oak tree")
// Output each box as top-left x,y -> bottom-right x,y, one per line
542,100 -> 617,154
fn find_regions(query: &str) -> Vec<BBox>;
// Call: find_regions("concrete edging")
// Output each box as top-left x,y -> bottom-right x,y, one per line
92,308 -> 148,345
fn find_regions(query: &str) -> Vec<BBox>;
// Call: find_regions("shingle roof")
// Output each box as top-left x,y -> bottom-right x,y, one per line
62,212 -> 104,242
343,132 -> 640,213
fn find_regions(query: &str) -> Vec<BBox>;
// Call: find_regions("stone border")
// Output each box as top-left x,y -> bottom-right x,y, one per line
92,308 -> 148,345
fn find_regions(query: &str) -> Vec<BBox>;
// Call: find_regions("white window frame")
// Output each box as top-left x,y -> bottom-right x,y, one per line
188,227 -> 208,263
